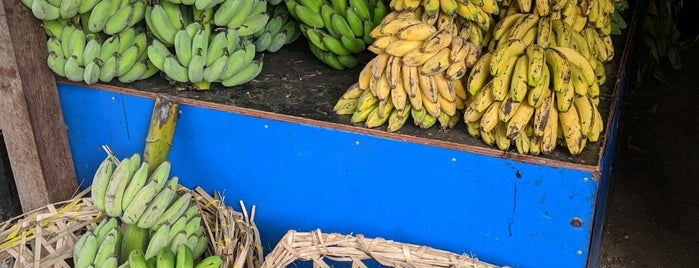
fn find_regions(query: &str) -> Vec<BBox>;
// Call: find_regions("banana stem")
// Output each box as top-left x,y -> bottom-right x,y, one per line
143,94 -> 179,175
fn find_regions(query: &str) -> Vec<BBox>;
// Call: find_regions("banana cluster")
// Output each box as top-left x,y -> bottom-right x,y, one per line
147,23 -> 263,89
82,153 -> 220,268
288,0 -> 390,70
253,3 -> 302,53
212,0 -> 271,37
46,25 -> 157,84
145,2 -> 212,47
334,10 -> 481,131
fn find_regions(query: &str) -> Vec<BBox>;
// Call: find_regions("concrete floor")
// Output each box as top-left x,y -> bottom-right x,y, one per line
599,42 -> 699,267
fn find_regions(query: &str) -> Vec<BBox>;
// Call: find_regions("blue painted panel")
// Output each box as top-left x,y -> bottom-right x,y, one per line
59,83 -> 599,268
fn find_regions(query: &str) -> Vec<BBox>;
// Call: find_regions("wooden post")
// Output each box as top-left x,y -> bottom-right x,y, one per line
0,0 -> 77,211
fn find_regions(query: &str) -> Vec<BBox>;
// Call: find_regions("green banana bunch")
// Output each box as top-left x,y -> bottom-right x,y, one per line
145,2 -> 193,46
213,0 -> 270,36
287,0 -> 389,70
251,2 -> 301,53
86,0 -> 147,34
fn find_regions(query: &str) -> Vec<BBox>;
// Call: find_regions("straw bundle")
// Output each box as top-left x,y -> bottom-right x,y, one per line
261,229 -> 508,268
0,186 -> 262,268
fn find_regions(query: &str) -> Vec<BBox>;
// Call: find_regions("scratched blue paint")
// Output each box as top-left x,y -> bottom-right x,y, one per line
58,83 -> 603,268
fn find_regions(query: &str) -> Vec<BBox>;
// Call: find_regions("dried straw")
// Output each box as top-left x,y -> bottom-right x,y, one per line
0,186 -> 261,268
261,229 -> 508,268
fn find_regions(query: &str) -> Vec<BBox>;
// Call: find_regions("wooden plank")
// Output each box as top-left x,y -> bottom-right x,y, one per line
0,0 -> 77,211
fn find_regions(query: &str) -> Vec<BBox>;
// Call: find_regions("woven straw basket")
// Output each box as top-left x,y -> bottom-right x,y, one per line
0,186 -> 262,268
260,229 -> 507,268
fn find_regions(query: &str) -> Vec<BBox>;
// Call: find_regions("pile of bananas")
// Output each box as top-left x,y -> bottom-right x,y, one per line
286,0 -> 390,70
462,0 -> 619,155
333,0 -> 501,131
71,153 -> 222,268
23,0 -> 159,85
253,3 -> 302,53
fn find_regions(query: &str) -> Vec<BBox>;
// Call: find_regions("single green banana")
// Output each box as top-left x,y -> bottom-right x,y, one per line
149,4 -> 180,45
99,56 -> 118,82
117,46 -> 139,77
120,161 -> 149,209
69,28 -> 86,65
254,31 -> 272,52
73,231 -> 97,268
78,0 -> 101,14
293,3 -> 324,28
128,0 -> 146,27
331,13 -> 355,38
218,41 -> 254,80
138,61 -> 159,80
99,256 -> 118,268
224,29 -> 240,53
117,27 -> 136,54
187,51 -> 205,83
31,0 -> 61,20
348,0 -> 370,20
320,4 -> 339,37
264,15 -> 284,36
167,216 -> 188,242
202,55 -> 228,82
321,32 -> 351,56
93,229 -> 118,267
99,35 -> 119,62
213,0 -> 242,26
103,157 -> 132,217
118,60 -> 148,83
362,18 -> 374,44
152,191 -> 192,230
128,249 -> 148,268
64,55 -> 85,82
237,12 -> 269,36
160,0 -> 183,27
174,29 -> 193,67
184,205 -> 198,220
184,216 -> 201,237
186,234 -> 199,252
371,0 -> 388,26
340,35 -> 365,54
329,0 -> 347,16
47,52 -> 67,77
267,31 -> 287,53
42,19 -> 68,38
337,54 -> 358,69
59,0 -> 80,19
147,42 -> 170,72
147,161 -> 171,191
163,55 -> 190,83
175,244 -> 194,268
206,32 -> 228,66
145,223 -> 171,260
191,236 -> 209,260
300,24 -> 329,51
87,0 -> 113,33
137,176 -> 179,229
169,232 -> 189,255
94,217 -> 118,245
220,59 -> 263,87
155,246 -> 175,268
83,38 -> 101,65
194,256 -> 222,268
344,7 -> 364,37
121,180 -> 159,224
84,60 -> 101,84
89,153 -> 115,211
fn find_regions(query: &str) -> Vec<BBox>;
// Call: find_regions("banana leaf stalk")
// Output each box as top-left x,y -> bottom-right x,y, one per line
143,94 -> 179,175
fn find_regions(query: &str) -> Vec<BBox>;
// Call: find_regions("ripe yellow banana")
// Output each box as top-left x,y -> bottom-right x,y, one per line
421,47 -> 451,75
421,29 -> 453,53
385,40 -> 424,57
533,92 -> 553,137
402,65 -> 423,111
536,16 -> 552,48
402,48 -> 439,67
545,48 -> 571,92
491,55 -> 518,101
396,22 -> 437,41
559,102 -> 584,155
573,93 -> 594,137
510,54 -> 530,102
541,100 -> 559,154
490,39 -> 527,76
467,51 -> 493,96
506,100 -> 535,139
480,101 -> 501,132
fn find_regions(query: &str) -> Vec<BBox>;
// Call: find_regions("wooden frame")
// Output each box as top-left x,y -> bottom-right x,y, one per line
0,0 -> 77,212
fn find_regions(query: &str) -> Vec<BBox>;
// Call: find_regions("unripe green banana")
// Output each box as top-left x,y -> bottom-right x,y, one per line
224,29 -> 240,53
99,36 -> 119,62
195,255 -> 222,268
174,29 -> 193,67
184,205 -> 198,220
133,32 -> 149,60
344,7 -> 364,37
117,27 -> 136,54
213,0 -> 241,26
206,32 -> 228,66
147,161 -> 171,192
167,216 -> 188,242
202,54 -> 228,82
118,60 -> 148,83
47,52 -> 67,77
155,247 -> 175,268
137,176 -> 178,229
90,153 -> 115,211
147,43 -> 170,72
152,191 -> 192,230
149,4 -> 179,45
69,29 -> 86,65
88,0 -> 114,33
138,61 -> 159,80
186,234 -> 199,252
94,217 -> 118,245
145,223 -> 170,260
121,179 -> 159,224
191,235 -> 208,260
99,56 -> 118,82
59,0 -> 80,19
64,55 -> 85,82
128,249 -> 148,268
254,31 -> 273,52
267,31 -> 287,53
83,60 -> 101,85
42,19 -> 68,38
264,15 -> 284,36
117,46 -> 139,77
78,0 -> 100,14
187,51 -> 205,83
293,3 -> 324,28
31,0 -> 61,20
184,216 -> 202,237
190,28 -> 209,59
103,157 -> 132,217
340,35 -> 365,54
120,161 -> 149,209
99,256 -> 118,268
93,229 -> 119,267
169,232 -> 188,255
73,231 -> 97,268
175,244 -> 194,268
163,54 -> 189,83
129,1 -> 146,27
220,59 -> 263,87
331,13 -> 355,38
321,33 -> 351,56
83,39 -> 101,65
